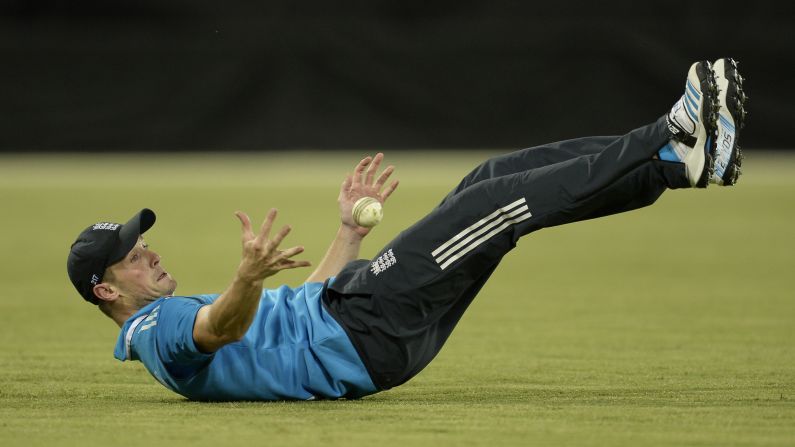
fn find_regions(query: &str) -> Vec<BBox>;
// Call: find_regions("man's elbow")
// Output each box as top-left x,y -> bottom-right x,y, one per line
215,330 -> 246,345
193,306 -> 248,352
194,329 -> 243,353
207,320 -> 249,346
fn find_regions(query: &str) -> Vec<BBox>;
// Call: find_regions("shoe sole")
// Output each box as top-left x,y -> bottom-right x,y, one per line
714,58 -> 747,186
683,61 -> 719,188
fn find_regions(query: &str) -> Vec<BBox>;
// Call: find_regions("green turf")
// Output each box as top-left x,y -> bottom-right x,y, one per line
1,151 -> 794,447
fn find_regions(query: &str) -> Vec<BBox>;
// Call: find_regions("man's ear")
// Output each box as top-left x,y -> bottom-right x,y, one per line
93,282 -> 120,303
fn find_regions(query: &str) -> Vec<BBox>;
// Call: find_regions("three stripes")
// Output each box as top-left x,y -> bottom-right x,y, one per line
685,79 -> 701,123
431,197 -> 532,270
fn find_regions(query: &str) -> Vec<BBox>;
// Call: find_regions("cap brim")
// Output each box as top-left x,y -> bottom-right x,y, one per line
109,208 -> 157,265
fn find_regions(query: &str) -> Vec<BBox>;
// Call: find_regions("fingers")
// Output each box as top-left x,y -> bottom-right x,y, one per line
381,179 -> 400,202
268,224 -> 292,249
236,209 -> 308,280
258,208 -> 277,239
277,245 -> 305,259
365,152 -> 383,185
374,165 -> 395,189
235,211 -> 255,240
272,246 -> 311,270
279,259 -> 312,270
352,156 -> 372,187
353,152 -> 394,192
238,209 -> 295,251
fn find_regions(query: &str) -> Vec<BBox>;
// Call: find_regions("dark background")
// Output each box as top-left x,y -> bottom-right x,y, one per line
1,1 -> 792,152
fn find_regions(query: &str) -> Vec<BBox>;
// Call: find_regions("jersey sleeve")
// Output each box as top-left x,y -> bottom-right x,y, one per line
155,297 -> 215,379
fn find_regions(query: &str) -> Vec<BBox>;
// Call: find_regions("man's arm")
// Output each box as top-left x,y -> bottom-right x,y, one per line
305,226 -> 364,283
305,153 -> 398,283
193,209 -> 311,353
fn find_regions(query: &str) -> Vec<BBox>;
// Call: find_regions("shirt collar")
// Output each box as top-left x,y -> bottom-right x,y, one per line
113,298 -> 166,361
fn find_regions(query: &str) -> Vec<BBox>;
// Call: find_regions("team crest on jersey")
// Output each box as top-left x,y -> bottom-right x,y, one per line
370,249 -> 397,276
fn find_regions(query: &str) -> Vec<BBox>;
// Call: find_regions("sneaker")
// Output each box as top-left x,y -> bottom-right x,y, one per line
711,58 -> 747,186
665,61 -> 719,187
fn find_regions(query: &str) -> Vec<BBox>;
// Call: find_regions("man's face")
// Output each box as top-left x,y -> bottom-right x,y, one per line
105,237 -> 177,302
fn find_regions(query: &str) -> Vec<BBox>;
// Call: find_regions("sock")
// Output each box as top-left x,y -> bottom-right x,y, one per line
669,96 -> 697,135
657,139 -> 691,163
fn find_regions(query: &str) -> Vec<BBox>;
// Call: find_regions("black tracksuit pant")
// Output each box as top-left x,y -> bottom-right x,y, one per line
323,116 -> 690,391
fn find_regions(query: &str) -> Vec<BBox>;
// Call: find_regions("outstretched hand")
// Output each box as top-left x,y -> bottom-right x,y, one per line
339,153 -> 399,237
234,209 -> 311,282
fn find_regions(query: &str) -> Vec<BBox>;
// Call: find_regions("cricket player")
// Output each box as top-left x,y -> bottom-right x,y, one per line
67,59 -> 746,401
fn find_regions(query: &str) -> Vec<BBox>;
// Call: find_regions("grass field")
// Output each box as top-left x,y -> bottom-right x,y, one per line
1,151 -> 794,447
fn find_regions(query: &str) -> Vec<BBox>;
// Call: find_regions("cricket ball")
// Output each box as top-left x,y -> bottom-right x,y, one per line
352,197 -> 383,228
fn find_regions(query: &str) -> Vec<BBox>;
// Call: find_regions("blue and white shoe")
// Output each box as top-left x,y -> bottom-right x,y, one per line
711,58 -> 747,186
663,61 -> 719,187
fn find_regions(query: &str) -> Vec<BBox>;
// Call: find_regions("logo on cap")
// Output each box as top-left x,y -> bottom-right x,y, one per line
92,223 -> 120,231
90,274 -> 100,285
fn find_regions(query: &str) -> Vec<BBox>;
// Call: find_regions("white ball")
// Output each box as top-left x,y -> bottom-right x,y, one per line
352,197 -> 383,228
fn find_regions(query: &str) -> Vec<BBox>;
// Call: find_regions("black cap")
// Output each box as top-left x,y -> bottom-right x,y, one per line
67,209 -> 156,304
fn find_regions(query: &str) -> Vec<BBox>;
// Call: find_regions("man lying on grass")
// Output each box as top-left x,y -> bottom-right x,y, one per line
67,59 -> 746,401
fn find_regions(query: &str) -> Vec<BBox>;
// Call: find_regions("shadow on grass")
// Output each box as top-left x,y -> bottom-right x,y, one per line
74,383 -> 788,409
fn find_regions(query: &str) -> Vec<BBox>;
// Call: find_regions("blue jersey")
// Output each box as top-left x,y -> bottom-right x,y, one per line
113,281 -> 377,401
